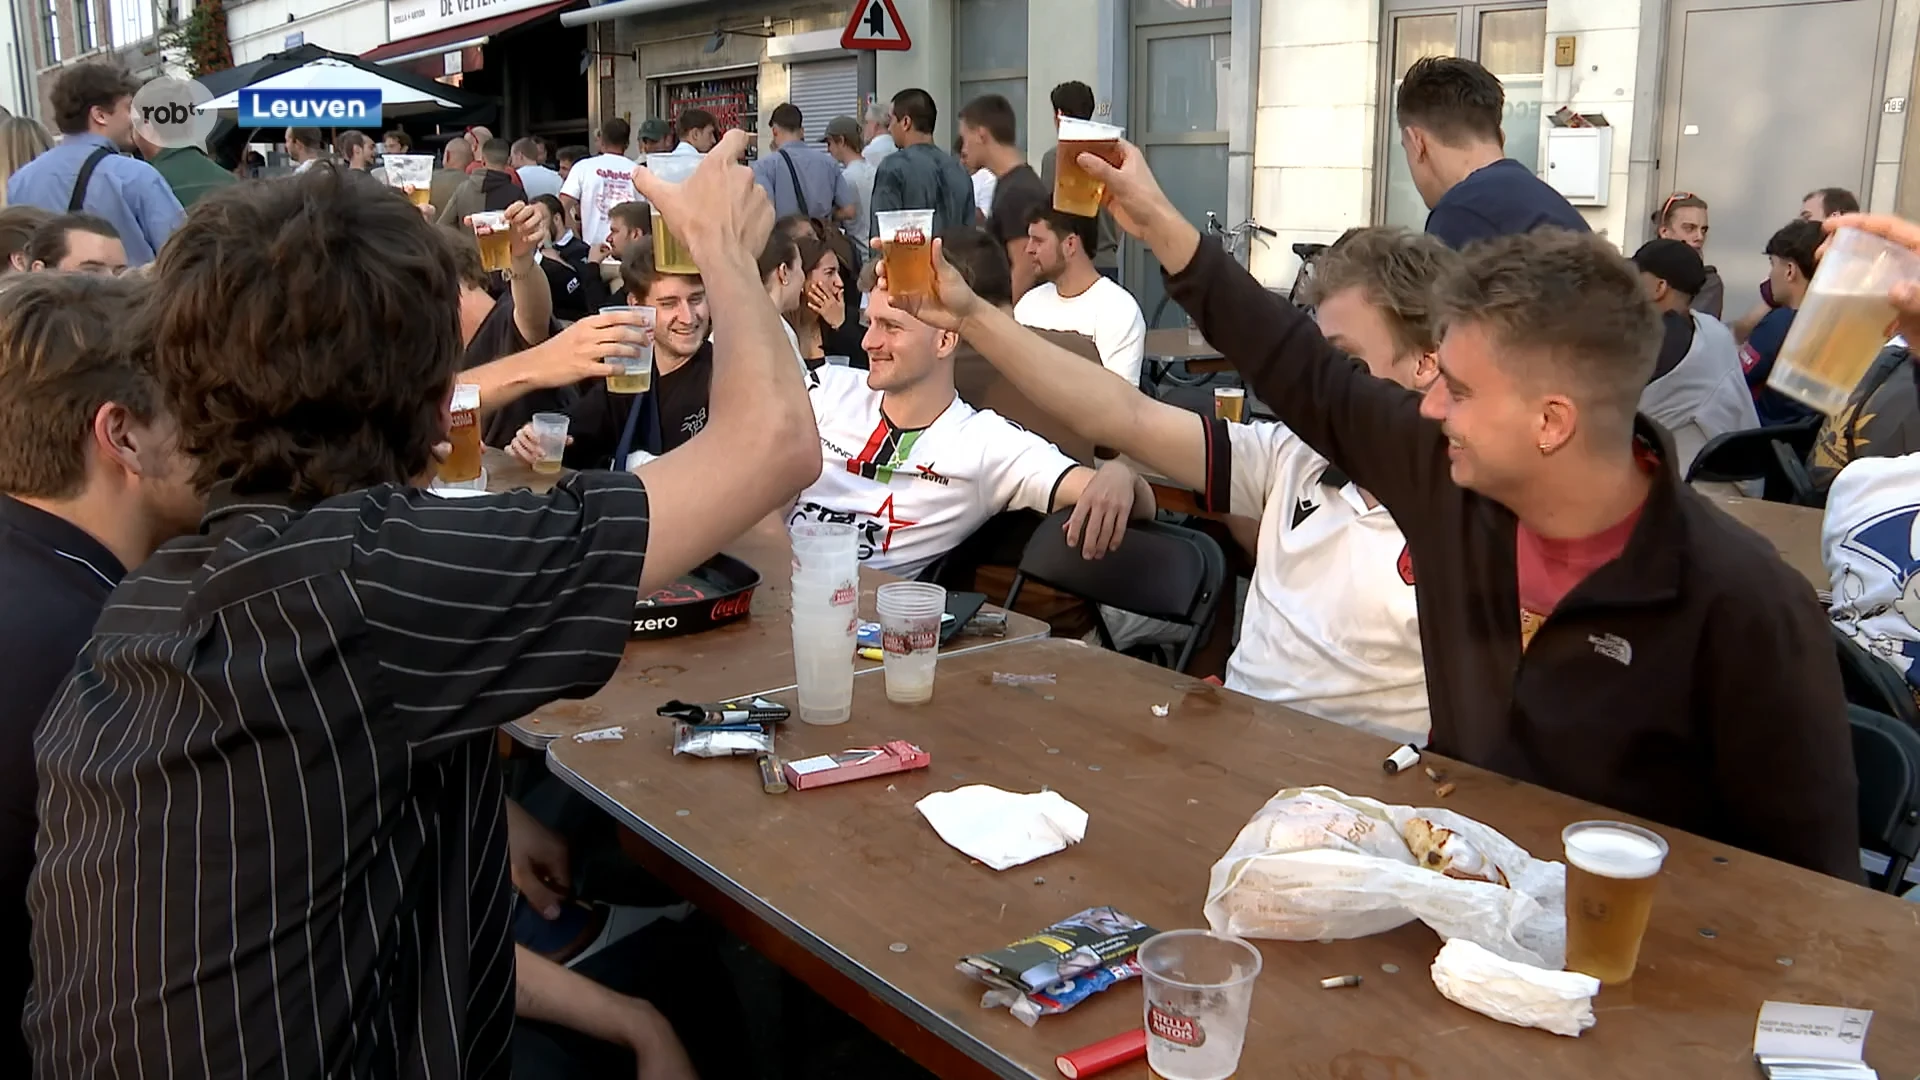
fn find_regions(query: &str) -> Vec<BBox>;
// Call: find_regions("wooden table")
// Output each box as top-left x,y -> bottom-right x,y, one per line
1707,493 -> 1827,591
1144,327 -> 1231,375
482,446 -> 556,494
546,638 -> 1920,1079
505,519 -> 1049,746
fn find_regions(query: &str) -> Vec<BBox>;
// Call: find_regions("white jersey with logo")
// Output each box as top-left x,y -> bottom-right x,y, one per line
1205,418 -> 1429,743
1824,451 -> 1920,700
559,152 -> 640,247
791,366 -> 1081,578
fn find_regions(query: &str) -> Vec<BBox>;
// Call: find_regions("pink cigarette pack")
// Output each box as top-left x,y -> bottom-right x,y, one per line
782,741 -> 931,790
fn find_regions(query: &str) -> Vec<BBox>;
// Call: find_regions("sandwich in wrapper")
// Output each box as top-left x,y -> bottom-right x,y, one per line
1203,786 -> 1565,968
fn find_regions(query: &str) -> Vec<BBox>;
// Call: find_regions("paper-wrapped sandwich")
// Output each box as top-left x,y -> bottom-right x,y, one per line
1203,786 -> 1565,968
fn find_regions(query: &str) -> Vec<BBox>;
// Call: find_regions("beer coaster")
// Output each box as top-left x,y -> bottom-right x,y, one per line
631,552 -> 761,639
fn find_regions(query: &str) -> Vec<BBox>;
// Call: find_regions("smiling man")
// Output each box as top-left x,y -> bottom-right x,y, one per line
1074,141 -> 1859,880
791,266 -> 1155,578
897,227 -> 1455,742
508,237 -> 714,470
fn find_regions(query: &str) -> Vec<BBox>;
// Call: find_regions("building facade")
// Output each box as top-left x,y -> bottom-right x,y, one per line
1256,0 -> 1920,308
14,0 -> 187,120
227,0 -> 388,66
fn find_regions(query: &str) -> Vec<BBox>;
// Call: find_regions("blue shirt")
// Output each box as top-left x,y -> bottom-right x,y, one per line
5,133 -> 185,265
751,140 -> 856,221
1740,306 -> 1817,425
1424,158 -> 1589,250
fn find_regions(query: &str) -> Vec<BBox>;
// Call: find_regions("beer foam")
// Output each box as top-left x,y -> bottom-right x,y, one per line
450,383 -> 480,410
1564,824 -> 1666,879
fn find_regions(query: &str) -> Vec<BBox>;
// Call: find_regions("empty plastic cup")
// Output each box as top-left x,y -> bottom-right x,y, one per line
1139,929 -> 1262,1080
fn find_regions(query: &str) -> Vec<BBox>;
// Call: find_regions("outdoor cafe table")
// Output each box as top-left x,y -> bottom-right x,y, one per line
544,636 -> 1920,1079
481,451 -> 1049,746
1144,327 -> 1230,375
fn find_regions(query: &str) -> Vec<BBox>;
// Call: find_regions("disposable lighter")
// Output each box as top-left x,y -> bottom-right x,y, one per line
782,740 -> 930,790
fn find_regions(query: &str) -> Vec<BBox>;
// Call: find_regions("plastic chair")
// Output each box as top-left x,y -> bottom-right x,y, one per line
1003,509 -> 1225,674
1684,416 -> 1823,502
1833,625 -> 1920,731
1849,704 -> 1920,893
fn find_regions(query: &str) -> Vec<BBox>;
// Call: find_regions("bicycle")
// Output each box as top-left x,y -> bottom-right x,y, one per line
1147,212 -> 1277,329
1145,212 -> 1276,391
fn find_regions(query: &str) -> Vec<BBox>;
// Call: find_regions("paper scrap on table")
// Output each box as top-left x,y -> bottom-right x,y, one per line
1754,1001 -> 1876,1079
916,785 -> 1087,870
1430,938 -> 1597,1037
1150,704 -> 1169,717
573,726 -> 625,743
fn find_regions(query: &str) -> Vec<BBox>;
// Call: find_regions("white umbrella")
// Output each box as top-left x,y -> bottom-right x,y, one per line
206,58 -> 463,115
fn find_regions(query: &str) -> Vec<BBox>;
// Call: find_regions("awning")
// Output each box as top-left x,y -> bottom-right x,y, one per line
362,0 -> 573,64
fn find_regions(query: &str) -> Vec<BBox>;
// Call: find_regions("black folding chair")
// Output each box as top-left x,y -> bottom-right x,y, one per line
1850,704 -> 1920,893
1769,440 -> 1824,508
1834,624 -> 1920,731
1003,509 -> 1225,674
1684,416 -> 1823,503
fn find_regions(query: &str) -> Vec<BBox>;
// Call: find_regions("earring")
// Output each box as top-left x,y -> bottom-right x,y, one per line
1537,442 -> 1553,454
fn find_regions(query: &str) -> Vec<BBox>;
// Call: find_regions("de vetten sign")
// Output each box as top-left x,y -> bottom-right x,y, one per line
387,0 -> 553,42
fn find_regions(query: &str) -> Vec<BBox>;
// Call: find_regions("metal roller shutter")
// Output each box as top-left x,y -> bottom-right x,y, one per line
785,58 -> 860,144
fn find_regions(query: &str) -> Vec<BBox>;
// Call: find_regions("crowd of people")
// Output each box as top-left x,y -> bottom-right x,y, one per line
0,47 -> 1915,1077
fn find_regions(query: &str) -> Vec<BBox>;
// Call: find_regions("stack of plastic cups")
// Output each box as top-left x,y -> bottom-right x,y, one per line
876,582 -> 945,705
788,523 -> 860,725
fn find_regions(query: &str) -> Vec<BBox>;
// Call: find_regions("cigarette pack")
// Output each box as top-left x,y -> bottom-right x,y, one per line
782,740 -> 930,790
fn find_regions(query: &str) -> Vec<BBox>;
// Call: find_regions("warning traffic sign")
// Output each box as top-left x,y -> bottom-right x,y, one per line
842,0 -> 911,51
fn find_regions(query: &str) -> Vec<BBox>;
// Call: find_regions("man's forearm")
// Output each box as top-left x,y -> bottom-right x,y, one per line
704,246 -> 812,440
515,946 -> 667,1052
464,346 -> 551,416
512,255 -> 554,345
1139,202 -> 1203,278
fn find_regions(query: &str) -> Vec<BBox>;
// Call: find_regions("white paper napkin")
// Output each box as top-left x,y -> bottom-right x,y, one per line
1430,938 -> 1599,1037
914,785 -> 1088,870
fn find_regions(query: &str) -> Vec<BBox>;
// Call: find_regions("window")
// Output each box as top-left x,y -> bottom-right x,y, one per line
954,0 -> 1029,150
108,0 -> 157,47
1378,3 -> 1548,229
76,0 -> 100,53
42,0 -> 61,64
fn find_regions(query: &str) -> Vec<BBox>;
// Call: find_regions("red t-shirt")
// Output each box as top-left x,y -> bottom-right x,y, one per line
1516,447 -> 1660,649
1516,507 -> 1642,649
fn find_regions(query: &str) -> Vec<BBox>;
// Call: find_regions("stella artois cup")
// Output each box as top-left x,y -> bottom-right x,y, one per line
1139,929 -> 1261,1080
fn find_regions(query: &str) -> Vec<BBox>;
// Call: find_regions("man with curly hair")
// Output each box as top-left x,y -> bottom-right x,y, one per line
25,137 -> 818,1076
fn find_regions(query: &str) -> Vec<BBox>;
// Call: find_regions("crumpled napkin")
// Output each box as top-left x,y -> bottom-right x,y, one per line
914,785 -> 1088,870
1430,938 -> 1599,1037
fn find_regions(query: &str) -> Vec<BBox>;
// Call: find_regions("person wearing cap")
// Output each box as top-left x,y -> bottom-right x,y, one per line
636,118 -> 673,160
826,115 -> 875,255
1631,237 -> 1757,475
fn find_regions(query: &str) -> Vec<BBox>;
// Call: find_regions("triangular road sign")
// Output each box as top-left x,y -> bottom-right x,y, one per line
842,0 -> 912,51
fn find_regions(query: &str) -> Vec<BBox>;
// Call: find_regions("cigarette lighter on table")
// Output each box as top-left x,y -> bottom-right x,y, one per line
782,741 -> 930,790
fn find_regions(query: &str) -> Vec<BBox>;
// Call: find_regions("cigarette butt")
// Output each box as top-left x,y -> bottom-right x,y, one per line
1424,766 -> 1446,782
1435,782 -> 1456,798
1319,974 -> 1362,989
857,647 -> 884,661
1383,744 -> 1420,774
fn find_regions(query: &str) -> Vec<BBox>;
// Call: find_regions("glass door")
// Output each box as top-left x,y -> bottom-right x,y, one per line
1377,2 -> 1546,229
1130,18 -> 1232,327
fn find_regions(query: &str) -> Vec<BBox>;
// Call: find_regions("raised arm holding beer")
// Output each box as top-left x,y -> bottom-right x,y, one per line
1063,140 -> 1860,879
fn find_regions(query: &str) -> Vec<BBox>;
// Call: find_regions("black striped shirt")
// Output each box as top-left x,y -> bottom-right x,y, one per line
27,472 -> 650,1078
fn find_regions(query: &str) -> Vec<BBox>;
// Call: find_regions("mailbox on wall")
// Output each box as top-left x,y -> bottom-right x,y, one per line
1545,126 -> 1613,206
